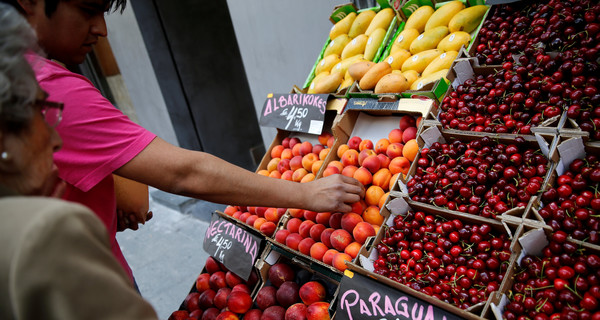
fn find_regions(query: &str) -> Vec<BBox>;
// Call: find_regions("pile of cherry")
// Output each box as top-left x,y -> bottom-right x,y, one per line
474,0 -> 599,66
503,237 -> 600,320
372,211 -> 512,310
539,154 -> 600,245
406,136 -> 549,219
464,0 -> 600,139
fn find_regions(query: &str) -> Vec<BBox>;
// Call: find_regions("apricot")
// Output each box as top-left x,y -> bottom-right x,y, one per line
332,252 -> 353,271
269,170 -> 282,179
264,208 -> 279,222
322,249 -> 339,265
238,212 -> 251,223
288,208 -> 304,219
365,185 -> 385,207
399,114 -> 416,130
358,149 -> 377,166
281,137 -> 291,148
301,173 -> 316,183
299,281 -> 327,305
377,154 -> 391,169
345,241 -> 362,259
267,157 -> 280,173
372,168 -> 392,191
223,205 -> 238,216
341,149 -> 359,167
375,138 -> 390,154
257,169 -> 269,176
302,153 -> 319,171
246,214 -> 259,227
292,143 -> 302,157
299,141 -> 313,156
347,136 -> 362,150
322,166 -> 339,177
281,170 -> 294,181
292,168 -> 309,182
386,142 -> 404,158
298,238 -> 316,255
402,127 -> 417,143
312,144 -> 324,155
362,205 -> 384,225
378,192 -> 389,209
318,132 -> 333,145
336,143 -> 350,158
350,200 -> 367,215
281,148 -> 293,160
340,212 -> 364,233
288,137 -> 301,148
330,229 -> 353,251
327,135 -> 335,148
315,212 -> 331,226
353,167 -> 373,186
318,148 -> 329,161
362,155 -> 381,173
311,160 -> 324,175
359,139 -> 374,151
402,139 -> 419,162
389,156 -> 410,175
341,165 -> 359,178
320,228 -> 335,248
389,172 -> 400,191
310,242 -> 329,261
353,221 -> 376,244
260,221 -> 277,237
289,156 -> 303,171
327,160 -> 344,172
388,128 -> 404,143
271,145 -> 284,159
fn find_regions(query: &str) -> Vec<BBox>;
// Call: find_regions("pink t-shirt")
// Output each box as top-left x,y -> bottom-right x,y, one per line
29,55 -> 156,281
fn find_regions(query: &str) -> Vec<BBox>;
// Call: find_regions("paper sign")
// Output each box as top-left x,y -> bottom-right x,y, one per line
203,213 -> 264,280
336,272 -> 463,320
260,93 -> 328,134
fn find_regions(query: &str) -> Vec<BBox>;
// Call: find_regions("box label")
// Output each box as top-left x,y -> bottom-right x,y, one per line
336,272 -> 462,320
260,93 -> 328,134
203,213 -> 264,280
347,98 -> 399,110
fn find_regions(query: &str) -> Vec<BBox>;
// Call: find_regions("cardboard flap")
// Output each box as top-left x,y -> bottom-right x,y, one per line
556,137 -> 585,176
517,228 -> 548,263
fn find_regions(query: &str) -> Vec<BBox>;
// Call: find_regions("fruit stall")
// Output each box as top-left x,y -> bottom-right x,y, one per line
169,0 -> 600,319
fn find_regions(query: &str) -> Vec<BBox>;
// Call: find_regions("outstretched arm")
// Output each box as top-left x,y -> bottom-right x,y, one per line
115,137 -> 364,213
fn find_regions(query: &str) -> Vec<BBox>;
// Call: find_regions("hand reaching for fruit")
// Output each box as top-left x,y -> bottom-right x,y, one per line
301,174 -> 365,213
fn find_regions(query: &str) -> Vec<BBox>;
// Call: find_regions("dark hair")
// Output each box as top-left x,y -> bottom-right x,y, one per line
0,0 -> 127,17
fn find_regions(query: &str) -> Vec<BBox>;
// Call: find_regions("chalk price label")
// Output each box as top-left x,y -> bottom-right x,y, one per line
203,213 -> 264,280
259,93 -> 328,134
336,272 -> 463,320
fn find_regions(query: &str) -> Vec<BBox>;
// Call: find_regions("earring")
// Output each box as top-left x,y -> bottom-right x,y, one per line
1,151 -> 8,161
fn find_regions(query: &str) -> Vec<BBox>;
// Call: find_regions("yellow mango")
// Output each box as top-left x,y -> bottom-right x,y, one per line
449,5 -> 489,33
324,34 -> 351,57
410,26 -> 449,54
365,8 -> 395,36
330,12 -> 356,40
390,28 -> 420,54
401,70 -> 419,87
348,10 -> 377,38
315,54 -> 341,75
340,70 -> 355,89
425,1 -> 465,31
384,49 -> 411,70
364,28 -> 387,61
374,73 -> 409,94
410,69 -> 449,90
348,60 -> 376,81
422,50 -> 458,77
341,34 -> 369,60
401,49 -> 442,73
308,72 -> 330,93
311,72 -> 344,94
359,61 -> 392,90
437,31 -> 471,52
331,54 -> 365,75
404,6 -> 434,33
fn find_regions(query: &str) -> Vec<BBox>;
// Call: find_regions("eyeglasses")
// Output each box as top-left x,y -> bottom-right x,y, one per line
34,99 -> 64,128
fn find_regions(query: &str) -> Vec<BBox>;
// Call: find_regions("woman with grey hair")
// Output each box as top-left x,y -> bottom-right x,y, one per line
0,4 -> 158,319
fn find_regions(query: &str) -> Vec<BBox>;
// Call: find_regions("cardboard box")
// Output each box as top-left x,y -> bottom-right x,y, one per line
352,194 -> 518,319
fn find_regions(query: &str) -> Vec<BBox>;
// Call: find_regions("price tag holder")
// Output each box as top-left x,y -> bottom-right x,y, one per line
336,271 -> 463,320
259,93 -> 328,134
203,213 -> 264,280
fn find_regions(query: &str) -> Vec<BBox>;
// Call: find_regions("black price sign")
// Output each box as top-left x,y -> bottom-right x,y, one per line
203,213 -> 264,280
336,272 -> 463,320
259,93 -> 328,134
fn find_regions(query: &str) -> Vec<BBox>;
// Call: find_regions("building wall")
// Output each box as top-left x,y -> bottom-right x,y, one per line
106,1 -> 340,148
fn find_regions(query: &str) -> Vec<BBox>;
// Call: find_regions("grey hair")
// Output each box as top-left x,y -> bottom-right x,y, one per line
0,3 -> 39,133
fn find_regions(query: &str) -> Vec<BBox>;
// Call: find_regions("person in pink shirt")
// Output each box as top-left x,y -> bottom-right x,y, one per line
5,0 -> 364,282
